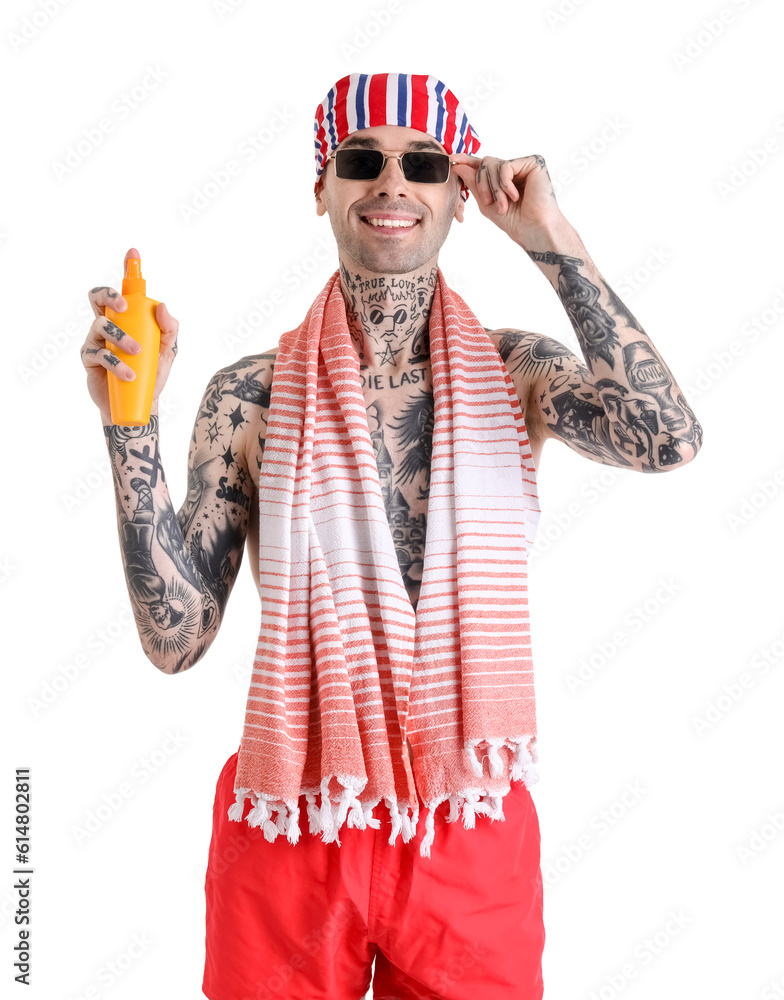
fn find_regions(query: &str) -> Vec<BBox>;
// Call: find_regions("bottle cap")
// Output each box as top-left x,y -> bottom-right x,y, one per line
121,256 -> 146,295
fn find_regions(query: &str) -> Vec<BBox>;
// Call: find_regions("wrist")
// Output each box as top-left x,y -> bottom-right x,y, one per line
101,409 -> 158,427
518,214 -> 582,255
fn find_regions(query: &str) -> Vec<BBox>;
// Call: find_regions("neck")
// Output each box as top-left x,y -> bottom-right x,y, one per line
338,258 -> 437,377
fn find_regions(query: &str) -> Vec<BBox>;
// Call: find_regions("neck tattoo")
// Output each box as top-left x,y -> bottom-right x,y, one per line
339,260 -> 438,385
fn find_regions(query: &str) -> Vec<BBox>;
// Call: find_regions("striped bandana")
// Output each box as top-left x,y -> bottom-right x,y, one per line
229,269 -> 542,858
313,72 -> 481,202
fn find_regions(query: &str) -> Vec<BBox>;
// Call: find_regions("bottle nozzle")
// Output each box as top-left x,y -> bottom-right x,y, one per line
122,254 -> 146,295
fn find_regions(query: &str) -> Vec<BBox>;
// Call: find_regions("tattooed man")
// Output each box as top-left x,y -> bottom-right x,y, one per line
80,73 -> 701,1000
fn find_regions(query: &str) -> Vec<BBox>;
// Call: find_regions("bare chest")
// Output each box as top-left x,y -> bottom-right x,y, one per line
245,365 -> 435,612
363,365 -> 434,611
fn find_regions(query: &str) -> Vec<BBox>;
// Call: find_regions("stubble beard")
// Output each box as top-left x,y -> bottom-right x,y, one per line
328,187 -> 459,276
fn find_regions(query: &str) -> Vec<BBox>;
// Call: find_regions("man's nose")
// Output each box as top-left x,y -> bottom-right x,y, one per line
370,156 -> 411,196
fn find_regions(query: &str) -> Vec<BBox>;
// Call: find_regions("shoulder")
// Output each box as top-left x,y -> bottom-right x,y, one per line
482,326 -> 571,443
481,325 -> 553,402
190,349 -> 279,477
209,348 -> 279,407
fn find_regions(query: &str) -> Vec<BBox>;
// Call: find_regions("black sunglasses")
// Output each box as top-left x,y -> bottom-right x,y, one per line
326,148 -> 455,184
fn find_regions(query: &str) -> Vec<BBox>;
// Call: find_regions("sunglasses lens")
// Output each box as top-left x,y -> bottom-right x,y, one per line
335,149 -> 384,179
403,151 -> 450,183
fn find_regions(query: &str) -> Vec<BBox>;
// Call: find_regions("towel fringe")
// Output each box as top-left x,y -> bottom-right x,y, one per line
305,791 -> 322,835
487,739 -> 505,779
227,787 -> 250,822
463,735 -> 539,786
508,735 -> 540,786
466,738 -> 484,777
400,802 -> 420,843
316,777 -> 335,842
420,795 -> 449,858
227,744 -> 538,856
286,801 -> 301,845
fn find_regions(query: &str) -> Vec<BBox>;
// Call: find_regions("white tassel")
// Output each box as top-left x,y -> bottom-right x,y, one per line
261,799 -> 279,842
446,794 -> 461,824
462,791 -> 477,829
246,792 -> 266,829
347,797 -> 367,829
420,806 -> 437,858
274,805 -> 288,835
305,792 -> 323,835
401,806 -> 414,842
286,801 -> 301,845
487,739 -> 505,779
474,797 -> 492,818
510,740 -> 531,781
227,788 -> 248,822
335,785 -> 354,829
363,804 -> 381,830
508,735 -> 539,784
486,794 -> 505,821
522,758 -> 540,786
523,737 -> 540,785
318,778 -> 336,841
386,797 -> 402,846
465,739 -> 484,777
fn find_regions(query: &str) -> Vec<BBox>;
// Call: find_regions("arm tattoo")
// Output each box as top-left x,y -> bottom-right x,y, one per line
492,329 -> 703,473
526,250 -> 624,369
102,359 -> 262,670
521,250 -> 702,470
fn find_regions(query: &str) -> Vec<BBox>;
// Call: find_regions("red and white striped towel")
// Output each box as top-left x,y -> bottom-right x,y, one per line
229,269 -> 541,857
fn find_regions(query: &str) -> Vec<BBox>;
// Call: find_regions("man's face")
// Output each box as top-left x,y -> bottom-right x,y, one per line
315,124 -> 464,275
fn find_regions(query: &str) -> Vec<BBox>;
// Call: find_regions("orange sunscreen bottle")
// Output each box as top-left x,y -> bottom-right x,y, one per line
104,255 -> 161,425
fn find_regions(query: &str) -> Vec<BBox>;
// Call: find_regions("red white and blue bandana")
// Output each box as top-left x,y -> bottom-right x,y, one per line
314,72 -> 481,202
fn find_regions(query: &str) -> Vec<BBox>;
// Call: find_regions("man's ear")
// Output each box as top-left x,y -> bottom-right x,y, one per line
453,186 -> 466,224
315,173 -> 328,217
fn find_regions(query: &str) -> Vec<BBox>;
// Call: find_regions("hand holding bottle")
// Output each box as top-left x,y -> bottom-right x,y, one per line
81,247 -> 179,424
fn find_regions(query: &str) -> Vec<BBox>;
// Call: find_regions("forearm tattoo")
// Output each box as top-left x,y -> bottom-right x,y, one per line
102,358 -> 272,670
520,250 -> 703,470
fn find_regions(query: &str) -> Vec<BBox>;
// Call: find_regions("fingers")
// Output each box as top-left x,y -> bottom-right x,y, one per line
94,313 -> 141,354
449,152 -> 483,168
453,154 -> 549,215
454,155 -> 505,212
80,313 -> 140,381
499,159 -> 521,203
81,343 -> 137,382
478,161 -> 501,211
156,302 -> 179,357
88,285 -> 126,319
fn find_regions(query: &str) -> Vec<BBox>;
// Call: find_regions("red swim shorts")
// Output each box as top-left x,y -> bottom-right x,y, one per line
202,750 -> 544,1000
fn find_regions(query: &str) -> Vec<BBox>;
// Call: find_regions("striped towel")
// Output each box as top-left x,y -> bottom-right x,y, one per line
228,268 -> 541,858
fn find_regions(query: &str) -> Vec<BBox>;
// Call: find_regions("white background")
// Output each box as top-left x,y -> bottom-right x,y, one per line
4,0 -> 784,998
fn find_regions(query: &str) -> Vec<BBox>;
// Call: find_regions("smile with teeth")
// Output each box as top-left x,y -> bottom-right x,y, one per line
362,217 -> 419,228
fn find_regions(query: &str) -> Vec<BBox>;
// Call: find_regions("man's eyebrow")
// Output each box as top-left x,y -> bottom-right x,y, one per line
339,136 -> 446,153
